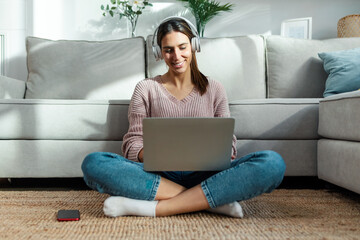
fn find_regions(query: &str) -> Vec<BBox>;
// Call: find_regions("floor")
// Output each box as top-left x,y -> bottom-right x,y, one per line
1,177 -> 359,239
3,188 -> 360,239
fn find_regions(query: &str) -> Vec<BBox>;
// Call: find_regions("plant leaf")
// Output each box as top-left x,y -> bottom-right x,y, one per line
177,0 -> 234,35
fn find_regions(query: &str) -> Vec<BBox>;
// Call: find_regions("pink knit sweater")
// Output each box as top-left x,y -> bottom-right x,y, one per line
122,75 -> 237,162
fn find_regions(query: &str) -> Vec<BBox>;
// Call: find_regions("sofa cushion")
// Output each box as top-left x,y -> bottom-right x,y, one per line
266,36 -> 360,98
0,99 -> 129,140
318,90 -> 360,141
230,98 -> 320,140
0,76 -> 26,99
0,140 -> 123,177
237,139 -> 318,176
146,35 -> 266,102
25,37 -> 146,100
319,47 -> 360,97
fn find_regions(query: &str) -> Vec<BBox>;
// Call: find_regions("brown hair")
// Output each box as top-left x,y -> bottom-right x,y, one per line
157,18 -> 208,95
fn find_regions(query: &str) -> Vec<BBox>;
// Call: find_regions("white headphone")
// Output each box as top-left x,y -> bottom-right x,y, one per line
152,16 -> 201,61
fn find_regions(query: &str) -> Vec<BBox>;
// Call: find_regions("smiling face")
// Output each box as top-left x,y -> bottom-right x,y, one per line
161,31 -> 193,76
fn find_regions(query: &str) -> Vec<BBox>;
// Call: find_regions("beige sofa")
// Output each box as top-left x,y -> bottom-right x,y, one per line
0,35 -> 359,194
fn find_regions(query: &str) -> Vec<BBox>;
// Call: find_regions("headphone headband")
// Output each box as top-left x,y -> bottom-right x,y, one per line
152,16 -> 201,61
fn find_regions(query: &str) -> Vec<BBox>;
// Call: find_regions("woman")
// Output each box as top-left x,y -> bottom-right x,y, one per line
81,17 -> 286,218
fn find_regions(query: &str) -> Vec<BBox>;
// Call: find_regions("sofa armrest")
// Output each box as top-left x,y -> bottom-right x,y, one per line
318,90 -> 360,194
319,90 -> 360,141
320,90 -> 360,102
0,75 -> 26,99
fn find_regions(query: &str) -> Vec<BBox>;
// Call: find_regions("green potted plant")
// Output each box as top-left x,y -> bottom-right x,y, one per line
101,0 -> 153,37
177,0 -> 234,37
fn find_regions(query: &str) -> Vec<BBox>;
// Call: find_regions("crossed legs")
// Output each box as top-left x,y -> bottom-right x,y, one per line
103,177 -> 243,217
82,151 -> 285,218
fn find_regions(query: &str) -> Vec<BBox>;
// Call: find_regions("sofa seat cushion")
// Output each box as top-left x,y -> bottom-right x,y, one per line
0,140 -> 123,178
319,90 -> 360,141
230,98 -> 320,140
25,37 -> 146,100
266,35 -> 360,98
237,139 -> 318,176
146,35 -> 266,102
0,99 -> 129,140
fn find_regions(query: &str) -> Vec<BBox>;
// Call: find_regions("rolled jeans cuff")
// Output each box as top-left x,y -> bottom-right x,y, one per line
201,181 -> 217,208
149,175 -> 161,200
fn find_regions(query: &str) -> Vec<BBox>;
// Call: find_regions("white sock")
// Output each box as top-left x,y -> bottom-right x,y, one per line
103,196 -> 158,217
206,201 -> 244,218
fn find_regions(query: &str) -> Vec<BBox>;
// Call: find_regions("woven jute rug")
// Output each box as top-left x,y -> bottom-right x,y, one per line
0,189 -> 359,239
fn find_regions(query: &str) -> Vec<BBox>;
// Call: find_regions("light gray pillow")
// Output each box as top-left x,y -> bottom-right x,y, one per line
146,35 -> 267,102
0,75 -> 26,99
25,37 -> 146,99
266,35 -> 360,98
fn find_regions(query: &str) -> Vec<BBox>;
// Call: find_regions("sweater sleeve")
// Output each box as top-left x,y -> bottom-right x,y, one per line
213,81 -> 238,159
122,82 -> 149,162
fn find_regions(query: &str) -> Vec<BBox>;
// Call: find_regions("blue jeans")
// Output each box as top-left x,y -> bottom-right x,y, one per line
81,150 -> 286,208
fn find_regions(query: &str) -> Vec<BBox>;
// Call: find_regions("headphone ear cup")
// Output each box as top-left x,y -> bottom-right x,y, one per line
153,45 -> 162,61
191,37 -> 201,52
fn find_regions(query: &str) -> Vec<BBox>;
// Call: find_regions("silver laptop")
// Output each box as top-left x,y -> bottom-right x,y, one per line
143,118 -> 235,171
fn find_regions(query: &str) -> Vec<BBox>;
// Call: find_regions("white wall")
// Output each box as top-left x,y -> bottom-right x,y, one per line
27,0 -> 360,40
1,0 -> 360,80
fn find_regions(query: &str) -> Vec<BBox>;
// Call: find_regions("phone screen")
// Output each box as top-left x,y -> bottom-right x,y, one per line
57,210 -> 80,221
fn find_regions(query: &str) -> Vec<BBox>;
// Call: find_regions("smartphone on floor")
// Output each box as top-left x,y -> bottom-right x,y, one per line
57,210 -> 80,221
